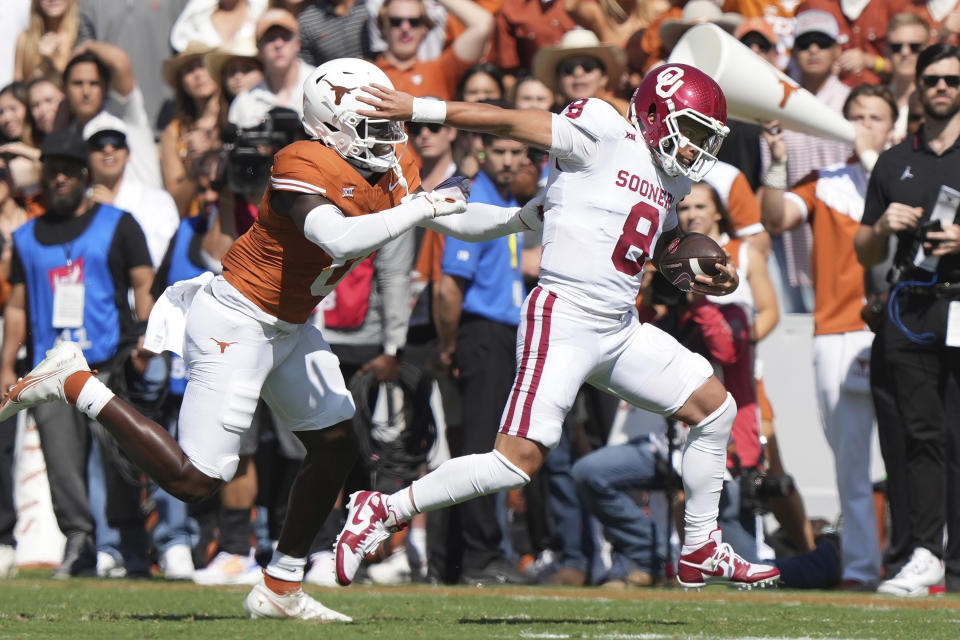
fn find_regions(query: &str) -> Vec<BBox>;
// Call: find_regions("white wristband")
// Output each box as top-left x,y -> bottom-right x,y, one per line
411,97 -> 447,124
859,149 -> 879,173
762,162 -> 787,190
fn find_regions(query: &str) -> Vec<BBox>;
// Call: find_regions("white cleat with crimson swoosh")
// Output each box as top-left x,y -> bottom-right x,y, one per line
334,490 -> 404,586
0,341 -> 89,421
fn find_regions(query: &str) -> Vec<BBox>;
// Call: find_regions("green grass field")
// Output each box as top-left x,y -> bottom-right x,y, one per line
1,571 -> 958,639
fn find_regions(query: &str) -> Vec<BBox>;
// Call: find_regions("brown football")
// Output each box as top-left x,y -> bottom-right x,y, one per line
658,232 -> 726,292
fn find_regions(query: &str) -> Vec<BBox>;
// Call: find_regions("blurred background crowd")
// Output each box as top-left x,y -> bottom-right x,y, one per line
0,0 -> 959,598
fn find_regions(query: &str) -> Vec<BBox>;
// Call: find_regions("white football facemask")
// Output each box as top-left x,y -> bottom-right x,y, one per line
302,58 -> 408,173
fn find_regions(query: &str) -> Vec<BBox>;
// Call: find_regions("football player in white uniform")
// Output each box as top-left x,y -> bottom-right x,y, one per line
335,64 -> 781,590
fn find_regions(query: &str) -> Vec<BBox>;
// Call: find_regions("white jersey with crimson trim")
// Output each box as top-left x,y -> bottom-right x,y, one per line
540,98 -> 692,317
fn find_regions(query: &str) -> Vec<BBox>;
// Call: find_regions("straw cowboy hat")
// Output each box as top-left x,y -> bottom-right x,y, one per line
205,37 -> 262,84
659,0 -> 743,51
163,41 -> 215,88
532,29 -> 626,93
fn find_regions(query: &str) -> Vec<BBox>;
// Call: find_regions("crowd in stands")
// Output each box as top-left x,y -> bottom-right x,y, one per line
0,0 -> 959,599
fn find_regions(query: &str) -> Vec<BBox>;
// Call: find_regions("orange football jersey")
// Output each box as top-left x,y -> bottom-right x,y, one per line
222,141 -> 421,324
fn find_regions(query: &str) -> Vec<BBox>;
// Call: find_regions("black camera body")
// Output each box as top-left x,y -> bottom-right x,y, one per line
740,468 -> 796,514
221,108 -> 305,196
890,219 -> 942,284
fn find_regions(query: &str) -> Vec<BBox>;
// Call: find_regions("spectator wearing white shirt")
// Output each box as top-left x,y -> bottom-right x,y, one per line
1,1 -> 31,89
82,112 -> 179,268
62,41 -> 162,189
228,9 -> 312,128
170,0 -> 268,53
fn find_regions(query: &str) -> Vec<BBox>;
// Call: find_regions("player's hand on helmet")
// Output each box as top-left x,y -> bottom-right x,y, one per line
357,84 -> 415,121
690,251 -> 739,296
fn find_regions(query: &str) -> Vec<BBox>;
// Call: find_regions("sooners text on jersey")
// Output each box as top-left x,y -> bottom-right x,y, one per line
538,98 -> 691,317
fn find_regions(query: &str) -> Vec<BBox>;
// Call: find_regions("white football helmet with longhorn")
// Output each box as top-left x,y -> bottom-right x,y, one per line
302,58 -> 407,172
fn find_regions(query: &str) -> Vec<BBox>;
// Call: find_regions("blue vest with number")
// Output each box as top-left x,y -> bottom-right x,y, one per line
14,205 -> 125,367
165,216 -> 209,395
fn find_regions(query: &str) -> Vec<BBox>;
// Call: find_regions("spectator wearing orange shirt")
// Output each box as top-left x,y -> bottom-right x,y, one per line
489,0 -> 576,81
375,0 -> 494,101
760,84 -> 898,589
565,0 -> 670,48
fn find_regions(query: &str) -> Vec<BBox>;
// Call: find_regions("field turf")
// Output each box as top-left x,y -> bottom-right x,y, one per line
1,570 -> 958,639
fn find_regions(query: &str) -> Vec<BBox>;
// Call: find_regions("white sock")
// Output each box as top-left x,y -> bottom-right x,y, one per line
408,525 -> 427,564
681,393 -> 735,548
387,487 -> 417,522
264,550 -> 307,583
75,376 -> 116,419
389,451 -> 529,520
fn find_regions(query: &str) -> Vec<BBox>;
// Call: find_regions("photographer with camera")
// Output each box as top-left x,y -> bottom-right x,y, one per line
854,43 -> 960,597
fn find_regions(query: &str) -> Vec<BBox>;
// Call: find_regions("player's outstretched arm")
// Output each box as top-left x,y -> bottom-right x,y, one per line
424,200 -> 542,241
357,84 -> 554,150
414,176 -> 543,241
272,188 -> 465,261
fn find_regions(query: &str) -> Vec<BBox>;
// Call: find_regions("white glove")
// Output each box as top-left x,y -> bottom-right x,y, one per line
406,176 -> 470,218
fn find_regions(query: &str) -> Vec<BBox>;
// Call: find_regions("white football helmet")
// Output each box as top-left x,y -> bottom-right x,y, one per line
302,58 -> 407,172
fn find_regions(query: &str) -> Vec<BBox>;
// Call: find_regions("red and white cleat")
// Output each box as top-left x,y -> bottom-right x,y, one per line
678,529 -> 780,590
334,491 -> 403,586
0,341 -> 89,421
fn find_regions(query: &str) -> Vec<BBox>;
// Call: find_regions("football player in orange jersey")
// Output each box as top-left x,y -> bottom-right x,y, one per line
0,57 -> 542,620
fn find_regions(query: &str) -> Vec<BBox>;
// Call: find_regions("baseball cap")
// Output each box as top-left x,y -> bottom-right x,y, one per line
794,9 -> 849,44
40,129 -> 89,165
255,9 -> 299,42
735,17 -> 777,45
82,112 -> 128,142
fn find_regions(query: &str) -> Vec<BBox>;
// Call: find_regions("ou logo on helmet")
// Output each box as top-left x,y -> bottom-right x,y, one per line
655,67 -> 685,99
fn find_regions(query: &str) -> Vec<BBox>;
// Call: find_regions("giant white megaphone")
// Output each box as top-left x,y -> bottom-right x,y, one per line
668,23 -> 855,144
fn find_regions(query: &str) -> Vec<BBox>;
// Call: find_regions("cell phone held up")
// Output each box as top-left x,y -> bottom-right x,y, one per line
912,185 -> 960,272
921,219 -> 943,248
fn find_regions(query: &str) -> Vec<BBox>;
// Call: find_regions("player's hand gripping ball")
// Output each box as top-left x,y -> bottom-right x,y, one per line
659,232 -> 727,292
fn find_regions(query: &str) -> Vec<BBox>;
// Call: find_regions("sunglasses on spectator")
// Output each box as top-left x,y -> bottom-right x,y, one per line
409,122 -> 444,135
794,33 -> 836,52
559,57 -> 604,76
920,74 -> 960,89
88,132 -> 127,151
0,167 -> 9,181
740,32 -> 773,53
889,41 -> 924,55
908,112 -> 924,123
388,16 -> 424,28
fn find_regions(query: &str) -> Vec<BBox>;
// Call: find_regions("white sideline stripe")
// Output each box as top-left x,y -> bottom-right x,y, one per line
271,178 -> 327,194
